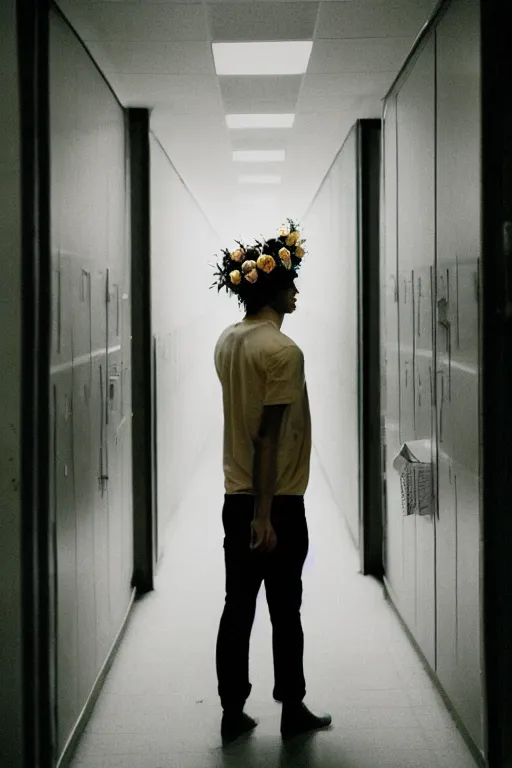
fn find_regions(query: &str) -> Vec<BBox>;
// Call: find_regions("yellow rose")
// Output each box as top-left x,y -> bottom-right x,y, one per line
231,248 -> 244,262
229,270 -> 242,285
257,254 -> 276,274
279,228 -> 288,237
279,247 -> 292,269
242,259 -> 257,274
295,246 -> 305,259
245,269 -> 258,284
286,231 -> 300,246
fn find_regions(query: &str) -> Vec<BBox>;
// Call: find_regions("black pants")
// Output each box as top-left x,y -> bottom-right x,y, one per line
216,494 -> 309,712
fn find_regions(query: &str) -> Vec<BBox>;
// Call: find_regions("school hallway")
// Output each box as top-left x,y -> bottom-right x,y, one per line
70,434 -> 477,768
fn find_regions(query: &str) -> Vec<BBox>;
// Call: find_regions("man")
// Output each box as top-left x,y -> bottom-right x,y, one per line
212,225 -> 332,745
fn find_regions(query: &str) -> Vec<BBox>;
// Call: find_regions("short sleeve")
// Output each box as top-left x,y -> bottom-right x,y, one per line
263,345 -> 304,406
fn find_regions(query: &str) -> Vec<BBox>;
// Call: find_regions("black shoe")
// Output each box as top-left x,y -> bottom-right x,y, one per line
281,702 -> 332,741
221,711 -> 258,745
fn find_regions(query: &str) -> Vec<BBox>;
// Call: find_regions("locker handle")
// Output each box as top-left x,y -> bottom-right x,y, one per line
437,297 -> 450,328
109,374 -> 119,401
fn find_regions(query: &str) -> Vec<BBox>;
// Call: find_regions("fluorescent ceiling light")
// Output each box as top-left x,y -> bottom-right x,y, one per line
233,150 -> 286,163
226,114 -> 295,129
238,175 -> 282,185
213,41 -> 313,76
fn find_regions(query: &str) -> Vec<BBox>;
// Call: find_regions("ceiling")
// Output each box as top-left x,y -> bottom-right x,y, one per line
56,0 -> 438,242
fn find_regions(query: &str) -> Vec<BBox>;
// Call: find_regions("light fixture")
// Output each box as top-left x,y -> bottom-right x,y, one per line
226,114 -> 295,129
238,175 -> 282,185
233,150 -> 286,163
213,41 -> 313,76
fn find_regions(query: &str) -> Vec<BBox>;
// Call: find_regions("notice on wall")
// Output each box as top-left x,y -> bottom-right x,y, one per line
393,439 -> 433,517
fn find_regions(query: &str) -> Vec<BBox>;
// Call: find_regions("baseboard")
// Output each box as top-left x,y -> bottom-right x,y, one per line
56,587 -> 137,768
382,577 -> 487,768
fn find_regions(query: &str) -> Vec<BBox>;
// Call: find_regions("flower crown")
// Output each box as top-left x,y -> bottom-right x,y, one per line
210,219 -> 307,307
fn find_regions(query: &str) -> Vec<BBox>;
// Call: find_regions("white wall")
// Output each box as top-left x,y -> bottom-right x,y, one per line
150,134 -> 235,550
286,129 -> 360,543
0,1 -> 23,763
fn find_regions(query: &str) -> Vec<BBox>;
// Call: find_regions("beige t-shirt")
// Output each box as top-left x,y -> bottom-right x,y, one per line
214,309 -> 311,496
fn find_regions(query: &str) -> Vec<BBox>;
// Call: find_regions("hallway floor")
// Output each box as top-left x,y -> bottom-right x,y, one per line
71,439 -> 480,768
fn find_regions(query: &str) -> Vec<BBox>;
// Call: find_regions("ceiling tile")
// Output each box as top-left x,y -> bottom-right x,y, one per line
220,74 -> 302,103
308,37 -> 415,74
232,161 -> 287,176
207,2 -> 319,42
230,130 -> 292,151
106,74 -> 224,112
84,41 -> 214,74
220,74 -> 301,113
58,2 -> 208,42
224,99 -> 299,113
315,1 -> 434,39
298,72 -> 394,111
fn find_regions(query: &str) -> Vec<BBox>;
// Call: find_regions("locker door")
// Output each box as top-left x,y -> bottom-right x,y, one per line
71,261 -> 97,707
435,0 -> 483,750
382,96 -> 404,599
91,266 -> 110,669
414,263 -> 436,670
396,35 -> 436,657
396,91 -> 416,632
435,261 -> 458,697
106,267 -> 126,633
52,253 -> 78,752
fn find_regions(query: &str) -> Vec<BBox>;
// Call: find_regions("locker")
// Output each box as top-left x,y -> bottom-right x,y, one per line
414,264 -> 436,670
90,267 -> 110,670
382,95 -> 404,601
106,267 -> 126,633
395,35 -> 436,647
52,255 -> 79,751
435,0 -> 483,751
382,0 -> 483,758
71,258 -> 97,709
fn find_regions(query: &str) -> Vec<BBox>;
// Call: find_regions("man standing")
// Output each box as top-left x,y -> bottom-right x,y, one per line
212,223 -> 332,744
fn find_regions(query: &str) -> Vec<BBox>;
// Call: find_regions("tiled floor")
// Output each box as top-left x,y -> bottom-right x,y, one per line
71,439 -> 479,768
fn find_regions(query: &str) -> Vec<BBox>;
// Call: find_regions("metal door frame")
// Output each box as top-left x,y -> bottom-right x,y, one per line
481,1 -> 512,764
16,0 -> 54,764
356,119 -> 385,579
128,109 -> 158,594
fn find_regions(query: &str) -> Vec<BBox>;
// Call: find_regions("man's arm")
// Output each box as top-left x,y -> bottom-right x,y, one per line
251,404 -> 287,552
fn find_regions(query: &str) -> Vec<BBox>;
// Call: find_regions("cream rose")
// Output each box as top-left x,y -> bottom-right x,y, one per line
278,247 -> 292,269
231,248 -> 244,262
257,254 -> 276,274
229,270 -> 242,285
295,246 -> 305,259
280,228 -> 288,238
286,231 -> 300,247
245,269 -> 258,284
242,259 -> 257,274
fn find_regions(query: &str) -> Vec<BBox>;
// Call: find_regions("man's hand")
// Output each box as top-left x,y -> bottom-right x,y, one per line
250,518 -> 277,554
